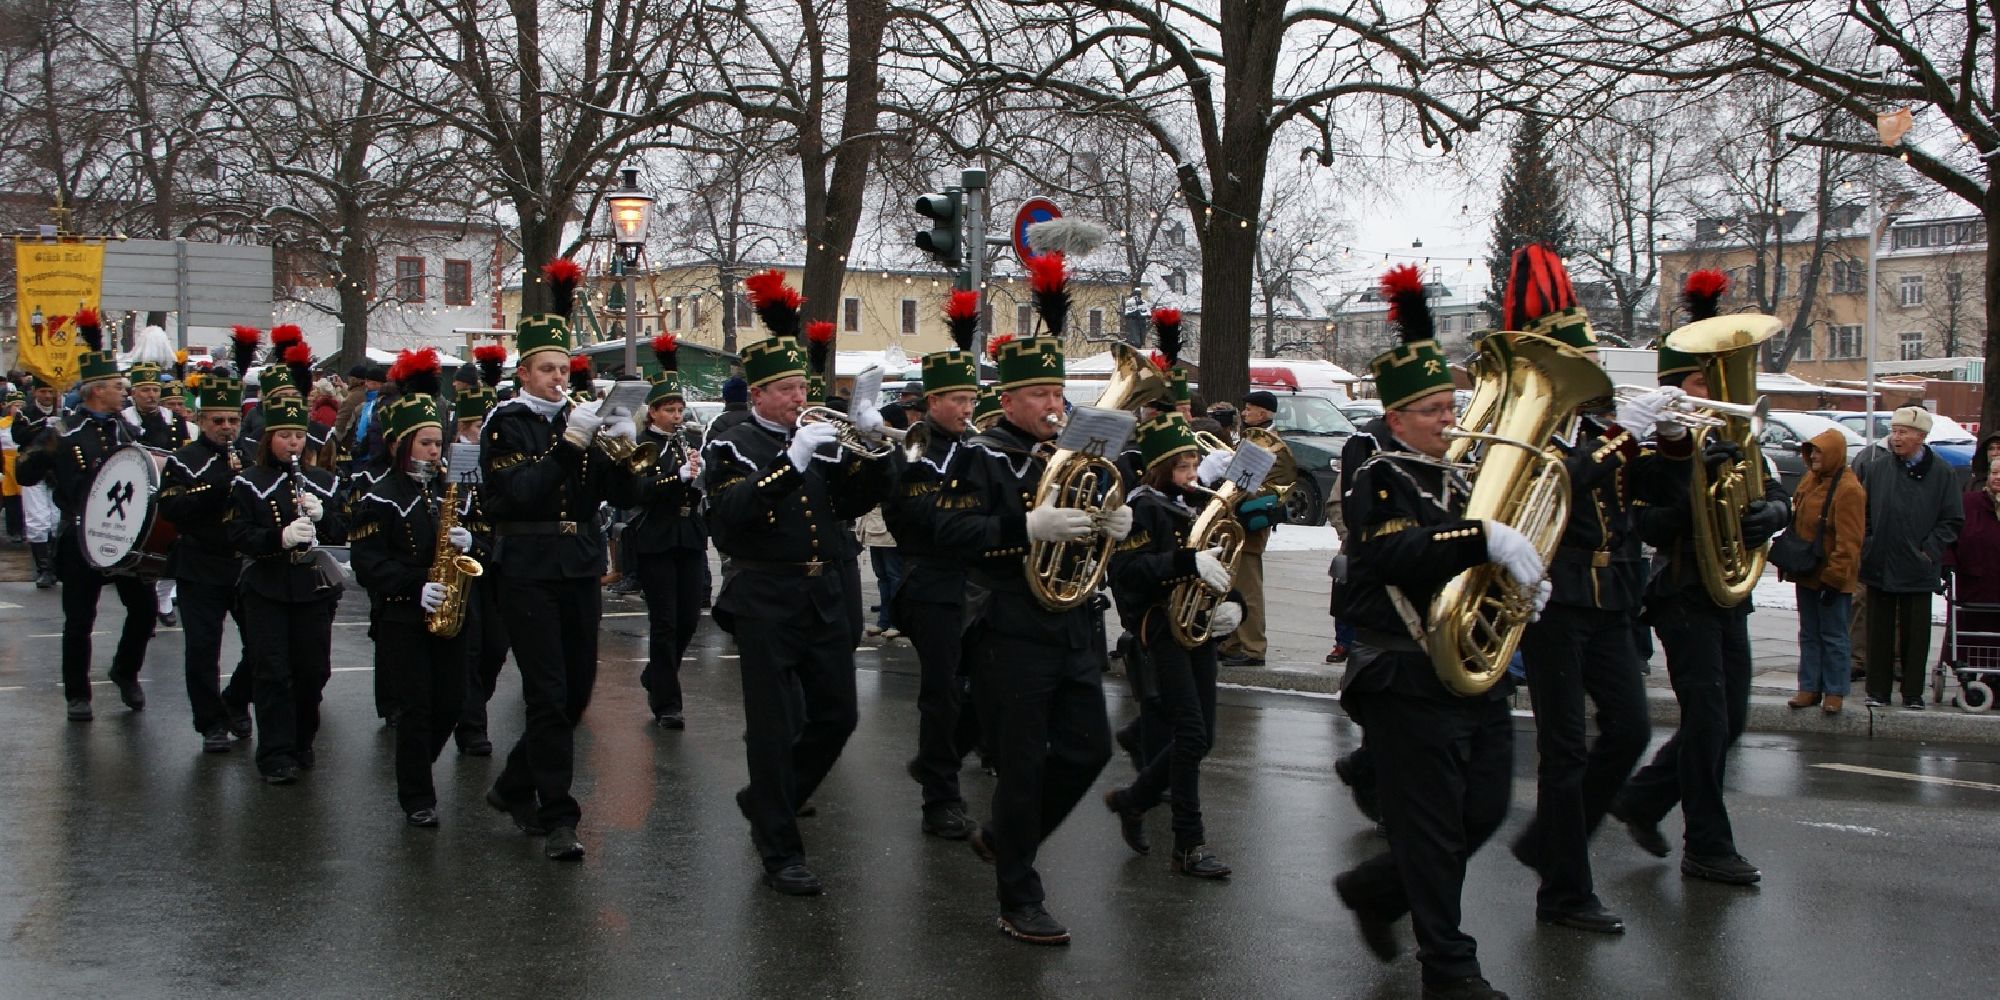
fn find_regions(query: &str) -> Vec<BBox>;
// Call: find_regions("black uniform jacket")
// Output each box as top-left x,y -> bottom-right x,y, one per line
626,426 -> 706,555
10,399 -> 58,451
124,405 -> 190,450
351,472 -> 490,625
1338,440 -> 1499,701
933,418 -> 1095,650
701,412 -> 890,630
226,456 -> 348,602
477,397 -> 640,580
1639,439 -> 1790,611
160,434 -> 244,584
1545,416 -> 1689,612
1109,483 -> 1241,638
882,415 -> 970,608
18,409 -> 138,532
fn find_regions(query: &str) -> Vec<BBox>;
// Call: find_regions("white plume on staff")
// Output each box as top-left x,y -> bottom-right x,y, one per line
1026,217 -> 1110,258
125,324 -> 177,368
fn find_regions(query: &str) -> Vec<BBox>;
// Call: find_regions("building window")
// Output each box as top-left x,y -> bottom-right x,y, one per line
736,293 -> 753,328
901,299 -> 918,336
1016,303 -> 1033,336
1899,331 -> 1924,361
689,297 -> 703,328
1899,274 -> 1924,306
395,256 -> 425,302
443,260 -> 473,306
670,297 -> 683,330
1832,261 -> 1864,294
1773,264 -> 1787,298
1792,326 -> 1814,361
844,297 -> 861,333
1088,309 -> 1104,338
1946,270 -> 1964,302
1829,324 -> 1863,359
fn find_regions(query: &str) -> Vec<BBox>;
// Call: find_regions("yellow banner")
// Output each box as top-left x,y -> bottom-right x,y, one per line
15,240 -> 105,391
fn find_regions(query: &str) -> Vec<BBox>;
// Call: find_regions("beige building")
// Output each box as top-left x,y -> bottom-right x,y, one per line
1657,210 -> 1988,383
501,261 -> 1134,362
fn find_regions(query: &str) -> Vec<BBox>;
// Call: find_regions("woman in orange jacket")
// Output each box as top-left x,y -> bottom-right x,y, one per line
1783,427 -> 1869,714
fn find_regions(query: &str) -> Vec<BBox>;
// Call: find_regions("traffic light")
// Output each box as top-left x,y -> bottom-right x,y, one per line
914,189 -> 963,269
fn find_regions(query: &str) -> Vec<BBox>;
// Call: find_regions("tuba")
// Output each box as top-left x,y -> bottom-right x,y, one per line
1426,332 -> 1611,696
1025,342 -> 1170,611
1662,313 -> 1781,607
1167,479 -> 1247,647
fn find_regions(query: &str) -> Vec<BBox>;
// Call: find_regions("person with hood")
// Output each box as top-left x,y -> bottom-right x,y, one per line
1945,458 -> 2000,669
1781,427 -> 1868,715
708,375 -> 753,437
1851,406 -> 1964,709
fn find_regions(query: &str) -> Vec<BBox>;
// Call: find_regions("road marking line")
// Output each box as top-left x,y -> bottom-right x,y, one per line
1813,762 -> 2000,793
0,601 -> 20,609
1798,821 -> 1890,836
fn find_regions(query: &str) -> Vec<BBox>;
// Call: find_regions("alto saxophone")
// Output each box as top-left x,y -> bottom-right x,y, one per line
426,481 -> 484,637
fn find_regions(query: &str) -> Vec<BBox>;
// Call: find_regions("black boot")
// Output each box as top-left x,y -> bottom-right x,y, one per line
30,541 -> 55,589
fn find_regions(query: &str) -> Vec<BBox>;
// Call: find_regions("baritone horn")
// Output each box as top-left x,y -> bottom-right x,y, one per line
1167,479 -> 1246,647
1662,312 -> 1782,607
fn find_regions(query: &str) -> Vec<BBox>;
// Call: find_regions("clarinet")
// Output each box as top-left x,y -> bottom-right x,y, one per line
289,455 -> 312,552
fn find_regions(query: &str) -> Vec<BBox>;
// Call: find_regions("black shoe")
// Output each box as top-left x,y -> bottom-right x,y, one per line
1864,695 -> 1890,708
1333,752 -> 1381,824
406,808 -> 440,829
763,863 -> 823,896
1536,903 -> 1626,934
1115,723 -> 1143,774
456,728 -> 493,756
66,699 -> 93,722
227,704 -> 253,739
1172,844 -> 1232,879
1219,652 -> 1265,667
653,713 -> 685,730
296,748 -> 316,770
1904,697 -> 1926,711
486,787 -> 548,836
262,767 -> 298,786
1104,788 -> 1151,855
544,826 -> 585,861
1608,800 -> 1671,859
795,800 -> 817,818
202,726 -> 233,754
969,826 -> 997,865
1682,852 -> 1760,886
158,610 -> 178,628
998,904 -> 1070,945
1423,975 -> 1509,1000
922,803 -> 976,840
34,569 -> 56,590
1332,871 -> 1401,961
110,672 -> 145,710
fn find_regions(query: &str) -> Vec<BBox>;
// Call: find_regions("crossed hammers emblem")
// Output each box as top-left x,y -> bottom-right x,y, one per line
105,480 -> 135,520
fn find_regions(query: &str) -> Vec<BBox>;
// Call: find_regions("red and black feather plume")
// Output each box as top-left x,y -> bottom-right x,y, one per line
230,325 -> 261,376
650,333 -> 679,373
542,259 -> 584,318
568,354 -> 595,396
1501,244 -> 1578,331
743,268 -> 804,338
804,320 -> 834,376
283,343 -> 314,395
1682,269 -> 1728,322
986,332 -> 1015,360
944,289 -> 981,352
393,348 -> 442,399
73,308 -> 103,352
1380,264 -> 1434,343
268,323 -> 303,365
1026,252 -> 1069,336
1151,306 -> 1183,366
472,344 -> 507,388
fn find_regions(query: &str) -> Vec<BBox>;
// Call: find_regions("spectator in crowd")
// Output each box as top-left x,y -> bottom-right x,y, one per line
857,505 -> 900,639
708,375 -> 752,437
309,379 -> 341,429
1945,458 -> 2000,663
1852,406 -> 1964,710
1782,428 -> 1867,715
333,362 -> 387,463
1973,430 -> 2000,481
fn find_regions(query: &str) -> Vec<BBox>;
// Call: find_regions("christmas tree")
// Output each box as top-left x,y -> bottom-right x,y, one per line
1482,113 -> 1574,324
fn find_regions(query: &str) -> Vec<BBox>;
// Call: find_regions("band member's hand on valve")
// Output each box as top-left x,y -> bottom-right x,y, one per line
419,581 -> 448,612
852,404 -> 886,434
1739,499 -> 1790,549
1614,386 -> 1686,441
1484,520 -> 1544,589
563,400 -> 603,449
602,415 -> 637,442
1099,504 -> 1134,541
787,421 -> 840,472
1530,579 -> 1553,622
1196,448 -> 1232,485
281,517 -> 316,549
1195,545 -> 1232,593
1208,600 -> 1243,637
1026,503 -> 1094,542
298,492 -> 324,522
448,526 -> 474,553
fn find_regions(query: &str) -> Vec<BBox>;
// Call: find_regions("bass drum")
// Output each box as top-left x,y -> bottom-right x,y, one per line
79,445 -> 178,578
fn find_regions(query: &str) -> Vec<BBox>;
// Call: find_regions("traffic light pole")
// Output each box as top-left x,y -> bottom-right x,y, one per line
959,168 -> 988,359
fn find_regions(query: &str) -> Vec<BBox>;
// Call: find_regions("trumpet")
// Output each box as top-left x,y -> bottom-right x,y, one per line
1611,385 -> 1769,434
796,405 -> 918,460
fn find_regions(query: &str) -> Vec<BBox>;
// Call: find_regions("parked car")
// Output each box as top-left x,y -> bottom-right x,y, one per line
1264,391 -> 1356,526
1338,399 -> 1384,425
1759,411 -> 1865,496
1819,410 -> 1976,485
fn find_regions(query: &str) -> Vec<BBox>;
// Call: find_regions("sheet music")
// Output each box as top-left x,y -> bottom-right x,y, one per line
448,443 -> 484,485
600,379 -> 650,417
1055,406 -> 1137,458
1223,441 -> 1276,493
853,365 -> 884,412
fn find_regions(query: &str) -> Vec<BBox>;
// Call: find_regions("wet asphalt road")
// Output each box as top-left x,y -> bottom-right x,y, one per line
0,581 -> 1997,1000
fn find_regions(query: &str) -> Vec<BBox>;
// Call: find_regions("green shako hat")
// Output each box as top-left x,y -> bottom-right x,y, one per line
73,309 -> 121,385
517,259 -> 583,361
382,348 -> 444,443
161,380 -> 185,402
973,384 -> 1000,425
925,290 -> 982,394
198,377 -> 244,413
127,361 -> 163,383
1369,264 -> 1455,409
740,268 -> 811,388
261,393 -> 309,431
646,334 -> 684,405
988,334 -> 1065,391
453,386 -> 496,423
1136,411 -> 1200,471
1500,244 -> 1595,351
1659,269 -> 1724,382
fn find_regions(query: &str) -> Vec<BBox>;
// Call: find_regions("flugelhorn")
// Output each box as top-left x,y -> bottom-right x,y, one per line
796,405 -> 915,460
1611,385 -> 1767,433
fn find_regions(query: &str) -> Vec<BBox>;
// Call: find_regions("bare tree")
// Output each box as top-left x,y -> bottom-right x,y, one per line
652,115 -> 801,353
1560,92 -> 1702,346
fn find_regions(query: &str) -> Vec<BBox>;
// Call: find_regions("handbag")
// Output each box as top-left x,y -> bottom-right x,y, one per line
1769,467 -> 1841,576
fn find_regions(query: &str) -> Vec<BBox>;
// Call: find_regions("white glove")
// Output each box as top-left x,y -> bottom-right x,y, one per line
1614,386 -> 1684,441
448,526 -> 474,553
280,517 -> 315,549
1099,504 -> 1134,540
1207,600 -> 1243,638
852,405 -> 886,434
419,582 -> 448,612
297,492 -> 324,522
1196,448 -> 1233,485
603,417 -> 637,443
1529,579 -> 1553,623
678,461 -> 698,482
563,400 -> 604,449
1026,503 -> 1094,542
1483,520 -> 1544,589
787,421 -> 840,472
1194,546 -> 1232,594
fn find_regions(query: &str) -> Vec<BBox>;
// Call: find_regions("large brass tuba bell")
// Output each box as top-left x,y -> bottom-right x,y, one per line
1167,480 -> 1247,647
1426,332 -> 1612,696
1663,313 -> 1781,607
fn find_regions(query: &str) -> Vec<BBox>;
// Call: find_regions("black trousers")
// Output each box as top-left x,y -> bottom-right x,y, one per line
240,590 -> 337,774
492,576 -> 600,829
637,548 -> 704,717
734,611 -> 858,871
380,619 -> 468,812
1620,600 -> 1750,859
899,594 -> 980,807
458,574 -> 509,737
369,605 -> 396,720
973,628 -> 1112,909
1865,587 -> 1933,703
1516,603 -> 1651,912
1338,682 -> 1513,985
56,533 -> 156,702
178,578 -> 253,733
1122,614 -> 1219,850
4,493 -> 22,537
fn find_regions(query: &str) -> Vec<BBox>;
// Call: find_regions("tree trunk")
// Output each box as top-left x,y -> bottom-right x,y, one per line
797,0 -> 886,384
337,219 -> 371,371
1197,216 -> 1258,406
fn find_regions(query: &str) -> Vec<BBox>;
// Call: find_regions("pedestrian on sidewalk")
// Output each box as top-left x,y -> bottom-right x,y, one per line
1852,407 -> 1963,710
1945,461 -> 2000,663
1780,427 -> 1866,715
857,505 -> 901,638
1218,390 -> 1294,668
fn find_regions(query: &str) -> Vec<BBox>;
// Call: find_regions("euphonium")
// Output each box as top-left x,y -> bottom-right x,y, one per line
426,479 -> 484,638
1426,332 -> 1612,696
1662,313 -> 1781,607
1025,342 -> 1170,612
1167,480 -> 1247,647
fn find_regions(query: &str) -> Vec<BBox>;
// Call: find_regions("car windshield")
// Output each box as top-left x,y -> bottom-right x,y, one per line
1835,411 -> 1975,445
1274,394 -> 1357,435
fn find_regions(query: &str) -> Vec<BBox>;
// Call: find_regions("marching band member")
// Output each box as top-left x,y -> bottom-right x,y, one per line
159,372 -> 255,752
351,350 -> 483,827
702,270 -> 892,895
1612,271 -> 1791,887
452,346 -> 508,756
932,253 -> 1131,946
971,384 -> 1001,432
630,334 -> 707,730
17,312 -> 156,721
1217,388 -> 1293,668
477,259 -> 640,861
1102,410 -> 1239,880
122,362 -> 190,450
886,291 -> 982,840
15,375 -> 63,589
227,389 -> 347,786
1331,271 -> 1546,1000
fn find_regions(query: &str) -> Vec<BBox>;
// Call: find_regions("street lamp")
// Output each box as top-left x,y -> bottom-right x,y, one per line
606,167 -> 654,375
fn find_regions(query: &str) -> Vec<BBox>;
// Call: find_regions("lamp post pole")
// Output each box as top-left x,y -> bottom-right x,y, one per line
606,166 -> 656,378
